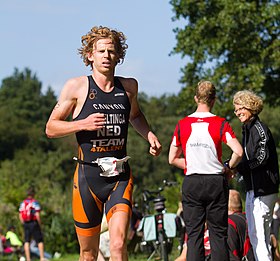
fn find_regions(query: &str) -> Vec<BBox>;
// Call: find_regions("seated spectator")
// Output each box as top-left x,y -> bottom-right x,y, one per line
271,199 -> 280,241
0,226 -> 13,255
5,225 -> 23,254
127,203 -> 143,255
228,189 -> 255,261
5,225 -> 25,260
175,223 -> 211,261
30,240 -> 52,260
270,233 -> 280,261
175,202 -> 186,252
270,198 -> 280,261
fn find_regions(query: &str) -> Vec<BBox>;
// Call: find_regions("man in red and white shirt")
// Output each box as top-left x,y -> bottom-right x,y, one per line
169,80 -> 243,261
19,187 -> 45,261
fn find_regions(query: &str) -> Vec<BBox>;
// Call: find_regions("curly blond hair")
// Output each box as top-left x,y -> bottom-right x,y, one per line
233,90 -> 263,115
78,26 -> 128,69
195,80 -> 216,106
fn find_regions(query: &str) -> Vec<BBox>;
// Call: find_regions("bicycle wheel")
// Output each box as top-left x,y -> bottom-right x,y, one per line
158,231 -> 169,261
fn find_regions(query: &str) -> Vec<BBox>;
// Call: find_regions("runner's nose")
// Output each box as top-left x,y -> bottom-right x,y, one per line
104,49 -> 109,57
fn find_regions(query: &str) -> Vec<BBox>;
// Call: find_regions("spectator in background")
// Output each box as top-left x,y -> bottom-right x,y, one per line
227,189 -> 255,260
97,214 -> 110,261
233,90 -> 279,261
175,222 -> 211,261
271,198 -> 280,261
271,199 -> 280,241
169,80 -> 243,261
30,240 -> 52,260
5,225 -> 23,256
19,187 -> 46,261
0,226 -> 13,255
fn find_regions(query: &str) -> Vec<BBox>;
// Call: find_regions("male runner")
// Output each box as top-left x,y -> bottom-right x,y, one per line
19,187 -> 45,261
45,26 -> 162,261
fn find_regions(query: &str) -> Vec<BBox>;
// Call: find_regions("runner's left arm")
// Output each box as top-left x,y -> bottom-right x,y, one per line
127,78 -> 162,156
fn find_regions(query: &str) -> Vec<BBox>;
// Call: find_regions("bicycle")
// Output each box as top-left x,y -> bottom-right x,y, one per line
137,180 -> 178,261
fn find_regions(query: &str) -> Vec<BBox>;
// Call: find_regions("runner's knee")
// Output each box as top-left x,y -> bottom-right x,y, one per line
110,236 -> 126,254
80,249 -> 98,261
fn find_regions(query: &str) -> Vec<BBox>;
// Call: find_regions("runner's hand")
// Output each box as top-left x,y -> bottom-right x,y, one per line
148,132 -> 162,156
81,113 -> 106,131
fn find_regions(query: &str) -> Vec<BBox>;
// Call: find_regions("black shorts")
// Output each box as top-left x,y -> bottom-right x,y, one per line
72,162 -> 133,237
23,220 -> 43,243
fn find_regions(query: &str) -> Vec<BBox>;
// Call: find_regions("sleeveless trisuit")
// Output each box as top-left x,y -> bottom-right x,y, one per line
73,76 -> 133,236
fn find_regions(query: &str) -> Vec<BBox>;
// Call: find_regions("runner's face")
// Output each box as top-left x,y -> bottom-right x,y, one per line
88,38 -> 119,72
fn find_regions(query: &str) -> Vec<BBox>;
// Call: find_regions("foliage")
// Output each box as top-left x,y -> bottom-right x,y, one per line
0,68 -> 57,159
170,0 -> 280,115
0,68 -> 79,254
0,68 -> 182,255
127,93 -> 182,200
0,67 -> 279,256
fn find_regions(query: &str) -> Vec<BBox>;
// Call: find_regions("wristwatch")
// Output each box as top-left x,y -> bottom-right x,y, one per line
223,159 -> 235,170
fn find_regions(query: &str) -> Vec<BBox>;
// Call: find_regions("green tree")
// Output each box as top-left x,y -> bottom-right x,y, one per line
0,68 -> 79,253
170,0 -> 280,115
127,93 -> 182,193
0,68 -> 57,159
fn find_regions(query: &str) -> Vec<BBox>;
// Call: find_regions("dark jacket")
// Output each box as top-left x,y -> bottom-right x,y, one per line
236,116 -> 279,197
228,213 -> 255,261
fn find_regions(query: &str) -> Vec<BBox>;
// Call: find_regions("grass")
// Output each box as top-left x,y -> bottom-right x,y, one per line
52,254 -> 79,260
47,246 -> 180,260
1,251 -> 179,261
49,252 -> 179,261
1,239 -> 181,260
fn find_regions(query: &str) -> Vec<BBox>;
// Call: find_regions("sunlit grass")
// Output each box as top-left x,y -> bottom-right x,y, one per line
45,246 -> 180,260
